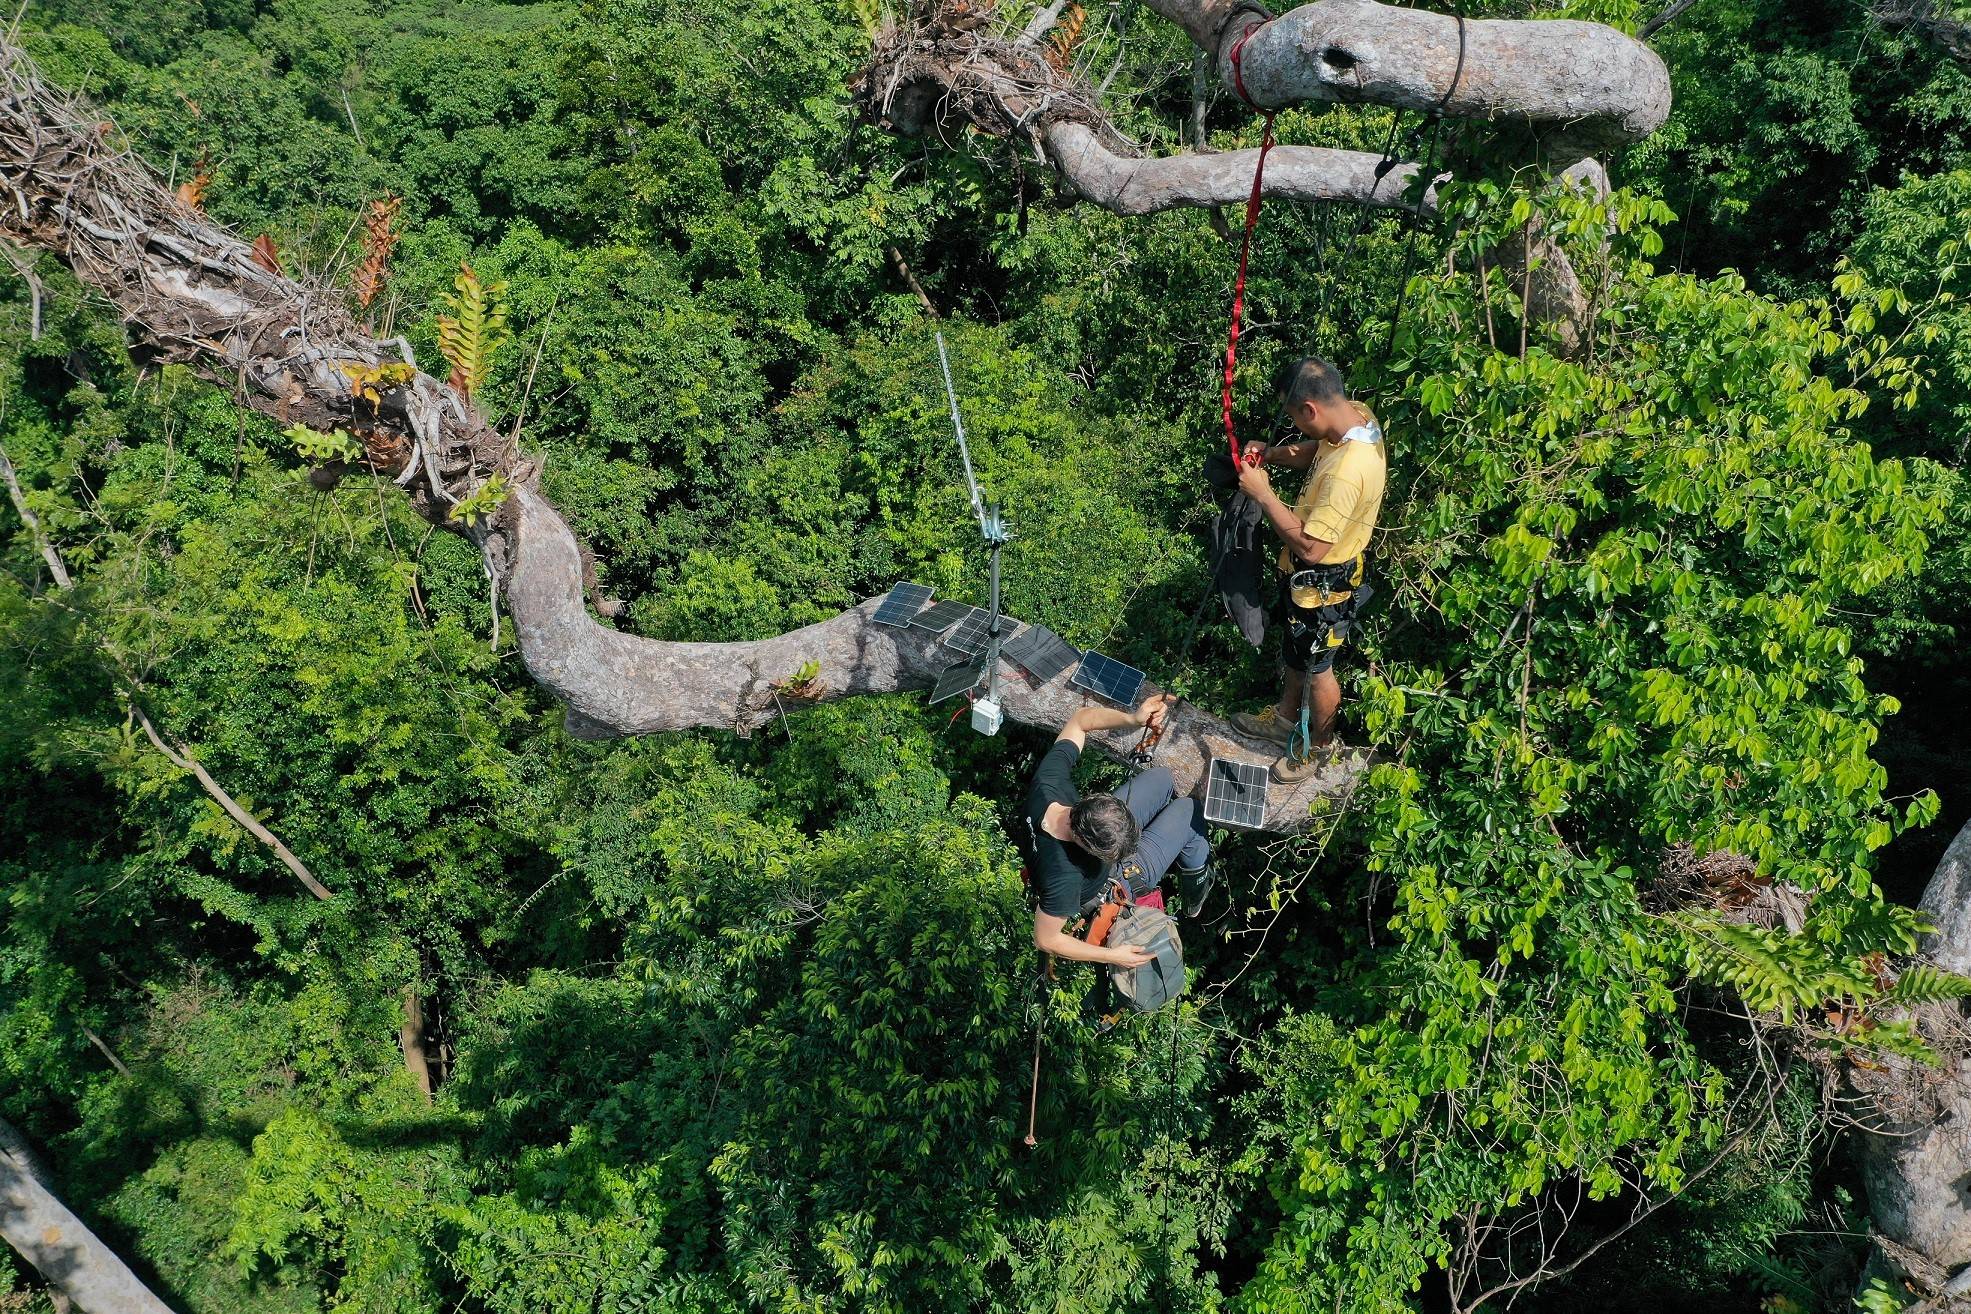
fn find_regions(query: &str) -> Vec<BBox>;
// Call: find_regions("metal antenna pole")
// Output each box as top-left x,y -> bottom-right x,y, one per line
934,333 -> 1012,721
936,332 -> 989,537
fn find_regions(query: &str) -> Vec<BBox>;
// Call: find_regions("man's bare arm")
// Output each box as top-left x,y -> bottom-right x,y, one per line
1033,911 -> 1151,966
1257,439 -> 1322,470
1056,694 -> 1169,749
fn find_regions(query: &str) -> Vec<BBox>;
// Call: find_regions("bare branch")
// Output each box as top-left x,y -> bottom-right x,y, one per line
128,700 -> 336,901
0,1115 -> 175,1314
0,439 -> 72,588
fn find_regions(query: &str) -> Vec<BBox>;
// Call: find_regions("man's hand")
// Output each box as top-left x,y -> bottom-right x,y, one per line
1134,692 -> 1172,730
1107,944 -> 1153,968
1237,460 -> 1276,503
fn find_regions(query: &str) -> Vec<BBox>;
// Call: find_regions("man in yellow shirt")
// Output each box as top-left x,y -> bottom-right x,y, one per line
1232,357 -> 1385,783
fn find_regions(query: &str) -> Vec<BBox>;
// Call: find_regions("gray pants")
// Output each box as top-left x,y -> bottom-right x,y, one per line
1114,766 -> 1210,886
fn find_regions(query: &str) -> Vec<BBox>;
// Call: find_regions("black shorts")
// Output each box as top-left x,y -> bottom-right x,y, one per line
1277,559 -> 1372,676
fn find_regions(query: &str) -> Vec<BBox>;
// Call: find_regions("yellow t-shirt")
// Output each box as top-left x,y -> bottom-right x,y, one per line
1276,424 -> 1386,572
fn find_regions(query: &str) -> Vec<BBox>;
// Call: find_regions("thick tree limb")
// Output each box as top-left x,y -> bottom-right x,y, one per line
1162,0 -> 1671,160
506,488 -> 1360,830
0,37 -> 1362,833
1853,818 -> 1971,1281
1043,121 -> 1439,215
0,1116 -> 175,1314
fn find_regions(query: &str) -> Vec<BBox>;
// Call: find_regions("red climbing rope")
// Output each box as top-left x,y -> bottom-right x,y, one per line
1222,20 -> 1274,468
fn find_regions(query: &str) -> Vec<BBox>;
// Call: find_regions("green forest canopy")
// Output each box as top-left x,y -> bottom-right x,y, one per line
2,0 -> 1970,1311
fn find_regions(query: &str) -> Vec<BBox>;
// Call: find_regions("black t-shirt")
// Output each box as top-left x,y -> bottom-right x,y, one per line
1022,739 -> 1108,918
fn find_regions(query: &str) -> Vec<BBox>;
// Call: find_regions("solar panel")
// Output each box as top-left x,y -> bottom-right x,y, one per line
927,660 -> 986,706
873,582 -> 933,628
908,599 -> 974,633
946,609 -> 1021,658
1203,757 -> 1270,828
1002,624 -> 1079,683
1069,650 -> 1145,707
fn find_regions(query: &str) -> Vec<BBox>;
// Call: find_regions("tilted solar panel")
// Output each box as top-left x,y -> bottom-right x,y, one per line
1002,624 -> 1079,683
928,660 -> 987,706
1068,651 -> 1145,707
946,609 -> 1021,658
908,599 -> 974,633
1202,757 -> 1270,829
872,582 -> 934,628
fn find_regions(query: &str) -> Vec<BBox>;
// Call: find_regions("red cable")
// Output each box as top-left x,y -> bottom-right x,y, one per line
1223,20 -> 1274,468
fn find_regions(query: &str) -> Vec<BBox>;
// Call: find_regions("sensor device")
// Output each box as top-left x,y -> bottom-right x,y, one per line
970,694 -> 1005,737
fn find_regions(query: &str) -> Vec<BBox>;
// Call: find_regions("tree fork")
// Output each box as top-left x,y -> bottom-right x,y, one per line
0,38 -> 1359,833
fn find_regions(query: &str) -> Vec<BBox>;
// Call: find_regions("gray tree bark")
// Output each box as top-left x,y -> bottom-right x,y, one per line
1855,817 -> 1971,1293
0,1117 -> 175,1314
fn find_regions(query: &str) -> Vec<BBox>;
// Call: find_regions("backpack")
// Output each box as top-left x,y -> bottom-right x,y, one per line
1104,903 -> 1186,1013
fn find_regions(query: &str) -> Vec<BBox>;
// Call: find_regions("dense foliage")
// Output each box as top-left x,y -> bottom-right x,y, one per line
2,0 -> 1968,1311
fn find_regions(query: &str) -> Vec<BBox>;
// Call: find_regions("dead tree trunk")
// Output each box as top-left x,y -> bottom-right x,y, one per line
0,1117 -> 175,1314
0,37 -> 1355,833
400,985 -> 434,1099
1854,817 -> 1971,1297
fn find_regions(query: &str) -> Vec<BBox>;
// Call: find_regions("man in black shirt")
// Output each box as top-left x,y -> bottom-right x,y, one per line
1024,693 -> 1214,969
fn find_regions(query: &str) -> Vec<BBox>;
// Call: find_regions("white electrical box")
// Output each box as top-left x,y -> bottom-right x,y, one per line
970,695 -> 1004,737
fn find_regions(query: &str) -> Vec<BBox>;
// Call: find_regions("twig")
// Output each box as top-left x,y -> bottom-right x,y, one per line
82,1026 -> 130,1077
0,236 -> 40,337
1639,0 -> 1699,40
1020,0 -> 1074,45
887,245 -> 940,318
128,700 -> 334,900
507,296 -> 557,444
0,438 -> 71,587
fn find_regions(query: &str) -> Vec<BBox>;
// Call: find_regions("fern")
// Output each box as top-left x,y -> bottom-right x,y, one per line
436,261 -> 510,406
1668,914 -> 1873,1024
1883,961 -> 1971,1007
349,195 -> 402,312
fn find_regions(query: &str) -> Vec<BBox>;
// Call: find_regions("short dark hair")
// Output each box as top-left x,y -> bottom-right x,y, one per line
1069,793 -> 1140,864
1275,356 -> 1347,408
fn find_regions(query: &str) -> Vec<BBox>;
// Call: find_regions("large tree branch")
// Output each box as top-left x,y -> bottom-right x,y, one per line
505,487 -> 1360,829
1155,0 -> 1670,159
0,38 -> 1361,833
0,1116 -> 175,1314
1042,121 -> 1439,215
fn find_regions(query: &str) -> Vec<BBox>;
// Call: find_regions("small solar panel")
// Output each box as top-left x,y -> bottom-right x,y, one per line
909,599 -> 974,633
873,582 -> 933,628
1002,624 -> 1079,683
1203,757 -> 1270,828
946,609 -> 1021,658
928,660 -> 986,706
1069,650 -> 1146,707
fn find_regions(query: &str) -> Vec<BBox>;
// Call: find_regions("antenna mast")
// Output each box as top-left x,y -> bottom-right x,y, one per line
935,332 -> 1010,734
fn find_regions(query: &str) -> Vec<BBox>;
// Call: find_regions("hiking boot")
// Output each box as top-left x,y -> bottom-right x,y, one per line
1177,863 -> 1217,919
1229,706 -> 1295,748
1270,735 -> 1349,785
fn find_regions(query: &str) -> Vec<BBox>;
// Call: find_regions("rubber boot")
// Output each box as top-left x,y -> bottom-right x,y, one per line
1177,863 -> 1216,919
